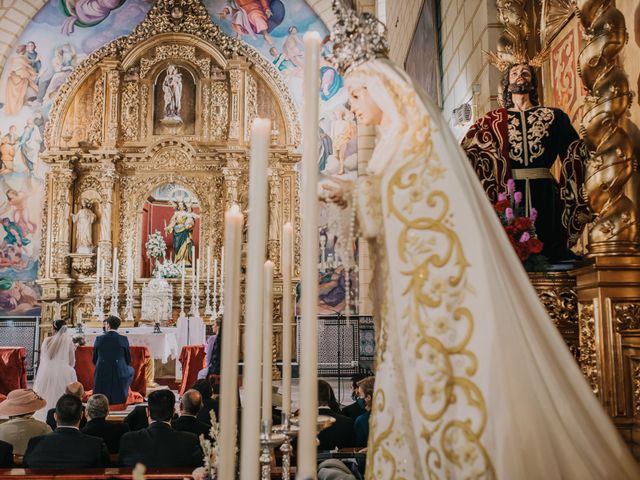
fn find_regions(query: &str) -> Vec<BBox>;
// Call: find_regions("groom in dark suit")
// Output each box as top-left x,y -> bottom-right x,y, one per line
93,316 -> 134,405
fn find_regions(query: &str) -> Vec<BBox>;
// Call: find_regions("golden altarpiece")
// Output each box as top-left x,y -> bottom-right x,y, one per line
36,1 -> 301,363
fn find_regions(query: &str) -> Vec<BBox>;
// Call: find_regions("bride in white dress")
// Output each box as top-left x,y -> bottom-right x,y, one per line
32,320 -> 77,421
321,2 -> 640,478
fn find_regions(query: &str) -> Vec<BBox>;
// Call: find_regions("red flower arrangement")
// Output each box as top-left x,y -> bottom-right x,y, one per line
495,179 -> 548,271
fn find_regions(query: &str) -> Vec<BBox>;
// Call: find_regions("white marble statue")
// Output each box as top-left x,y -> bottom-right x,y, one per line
72,199 -> 96,254
162,64 -> 182,121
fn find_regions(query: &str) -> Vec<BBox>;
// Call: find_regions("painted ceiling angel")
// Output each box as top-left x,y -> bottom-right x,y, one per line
321,1 -> 639,478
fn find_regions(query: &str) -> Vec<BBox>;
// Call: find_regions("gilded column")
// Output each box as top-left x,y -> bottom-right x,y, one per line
268,168 -> 282,271
223,161 -> 241,205
576,0 -> 638,254
98,158 -> 117,274
51,162 -> 75,277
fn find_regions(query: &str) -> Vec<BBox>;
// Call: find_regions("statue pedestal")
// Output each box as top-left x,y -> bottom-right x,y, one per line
69,253 -> 96,278
141,276 -> 173,324
574,256 -> 640,460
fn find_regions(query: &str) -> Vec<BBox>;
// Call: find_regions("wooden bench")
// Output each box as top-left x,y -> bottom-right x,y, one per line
0,467 -> 293,479
0,468 -> 195,479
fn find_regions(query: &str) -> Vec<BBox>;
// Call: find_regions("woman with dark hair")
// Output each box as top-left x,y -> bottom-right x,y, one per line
32,319 -> 77,421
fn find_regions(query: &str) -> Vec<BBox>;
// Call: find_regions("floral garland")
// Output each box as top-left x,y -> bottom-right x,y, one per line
495,179 -> 549,271
145,231 -> 167,260
156,260 -> 182,279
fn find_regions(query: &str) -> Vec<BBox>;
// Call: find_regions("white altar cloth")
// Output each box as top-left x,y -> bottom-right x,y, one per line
175,315 -> 206,349
70,327 -> 179,363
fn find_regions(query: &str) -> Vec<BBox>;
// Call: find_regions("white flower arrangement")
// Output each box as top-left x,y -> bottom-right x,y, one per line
145,231 -> 167,260
157,260 -> 182,279
194,409 -> 221,480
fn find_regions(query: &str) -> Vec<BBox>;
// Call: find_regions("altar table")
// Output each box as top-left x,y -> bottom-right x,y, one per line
74,346 -> 150,396
69,327 -> 179,363
0,347 -> 27,395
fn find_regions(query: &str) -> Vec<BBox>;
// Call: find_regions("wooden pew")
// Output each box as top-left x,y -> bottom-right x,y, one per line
0,467 -> 294,479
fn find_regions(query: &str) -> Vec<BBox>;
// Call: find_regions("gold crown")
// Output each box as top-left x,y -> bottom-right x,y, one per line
328,0 -> 389,76
484,42 -> 552,72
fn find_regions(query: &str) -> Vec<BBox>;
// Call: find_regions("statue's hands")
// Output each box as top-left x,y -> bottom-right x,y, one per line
266,8 -> 273,17
576,211 -> 594,225
320,177 -> 354,209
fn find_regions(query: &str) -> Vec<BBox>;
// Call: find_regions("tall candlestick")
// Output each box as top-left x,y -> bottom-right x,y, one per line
124,242 -> 134,321
212,258 -> 218,318
262,260 -> 274,425
219,246 -> 225,317
281,222 -> 293,416
298,31 -> 321,479
109,247 -> 119,316
240,118 -> 271,480
218,205 -> 244,480
205,246 -> 212,315
179,260 -> 186,318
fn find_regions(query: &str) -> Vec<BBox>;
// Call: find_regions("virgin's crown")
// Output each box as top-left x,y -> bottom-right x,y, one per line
328,0 -> 389,76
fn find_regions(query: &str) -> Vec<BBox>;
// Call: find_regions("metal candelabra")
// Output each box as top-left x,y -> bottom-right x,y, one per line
259,420 -> 285,480
92,275 -> 105,321
204,268 -> 212,316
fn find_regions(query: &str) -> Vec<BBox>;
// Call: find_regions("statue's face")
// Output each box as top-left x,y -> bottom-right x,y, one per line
508,64 -> 534,94
348,86 -> 383,126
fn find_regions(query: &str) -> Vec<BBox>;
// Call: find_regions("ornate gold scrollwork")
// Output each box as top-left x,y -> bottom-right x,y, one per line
577,0 -> 638,254
496,0 -> 529,67
613,303 -> 640,333
578,302 -> 599,395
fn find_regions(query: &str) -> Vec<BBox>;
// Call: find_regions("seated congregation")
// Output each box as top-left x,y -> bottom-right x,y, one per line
0,374 -> 375,477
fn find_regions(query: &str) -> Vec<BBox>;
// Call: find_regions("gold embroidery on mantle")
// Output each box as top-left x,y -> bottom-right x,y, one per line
508,107 -> 555,166
362,72 -> 495,478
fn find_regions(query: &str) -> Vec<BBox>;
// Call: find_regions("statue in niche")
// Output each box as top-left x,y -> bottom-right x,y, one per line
72,199 -> 96,254
161,64 -> 183,125
164,199 -> 198,266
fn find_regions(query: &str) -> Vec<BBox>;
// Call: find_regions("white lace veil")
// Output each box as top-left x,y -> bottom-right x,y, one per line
46,324 -> 72,363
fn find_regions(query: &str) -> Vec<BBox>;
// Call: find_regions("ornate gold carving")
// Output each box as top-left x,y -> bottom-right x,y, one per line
121,81 -> 140,141
578,302 -> 599,395
495,0 -> 528,102
541,0 -> 575,44
614,303 -> 640,332
106,69 -> 120,142
229,70 -> 241,140
244,72 -> 258,143
140,44 -> 211,79
140,83 -> 149,138
210,80 -> 229,141
70,254 -> 97,277
45,0 -> 300,149
577,0 -> 639,254
87,75 -> 105,145
633,360 -> 640,417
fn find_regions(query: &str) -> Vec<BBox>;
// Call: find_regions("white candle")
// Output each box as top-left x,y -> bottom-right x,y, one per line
282,222 -> 293,416
239,118 -> 270,480
96,246 -> 101,284
262,260 -> 274,424
298,31 -> 321,478
112,247 -> 119,283
218,205 -> 244,480
181,260 -> 185,297
213,259 -> 218,300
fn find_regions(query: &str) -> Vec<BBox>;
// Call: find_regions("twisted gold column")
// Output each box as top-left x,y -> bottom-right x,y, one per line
577,0 -> 638,254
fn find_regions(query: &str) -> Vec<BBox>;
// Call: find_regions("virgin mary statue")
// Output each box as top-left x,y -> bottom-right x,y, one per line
322,2 -> 639,478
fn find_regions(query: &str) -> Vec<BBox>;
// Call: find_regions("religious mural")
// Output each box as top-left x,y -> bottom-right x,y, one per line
0,0 -> 354,316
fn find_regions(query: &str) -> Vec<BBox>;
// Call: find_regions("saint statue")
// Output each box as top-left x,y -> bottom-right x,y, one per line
162,65 -> 182,121
461,57 -> 591,263
164,200 -> 197,266
321,2 -> 638,478
72,199 -> 96,254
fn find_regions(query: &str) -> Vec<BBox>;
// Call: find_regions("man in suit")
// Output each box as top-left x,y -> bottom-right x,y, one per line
81,393 -> 129,454
0,389 -> 51,456
23,394 -> 110,469
93,315 -> 134,405
171,389 -> 210,438
341,374 -> 367,421
119,389 -> 203,468
0,440 -> 13,467
45,382 -> 87,431
317,380 -> 355,450
190,379 -> 219,426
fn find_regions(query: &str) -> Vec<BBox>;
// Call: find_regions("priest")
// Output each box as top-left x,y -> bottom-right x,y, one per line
92,315 -> 134,405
